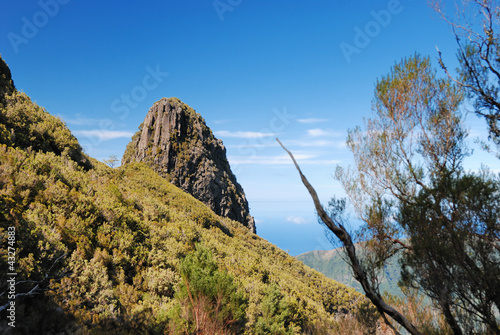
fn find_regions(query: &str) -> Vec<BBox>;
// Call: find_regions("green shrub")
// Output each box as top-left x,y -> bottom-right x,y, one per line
169,245 -> 247,334
0,57 -> 372,333
255,283 -> 300,334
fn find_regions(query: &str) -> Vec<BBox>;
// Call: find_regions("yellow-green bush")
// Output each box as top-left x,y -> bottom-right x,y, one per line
0,55 -> 376,334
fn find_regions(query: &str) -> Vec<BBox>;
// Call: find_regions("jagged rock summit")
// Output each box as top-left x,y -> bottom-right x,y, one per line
122,97 -> 256,233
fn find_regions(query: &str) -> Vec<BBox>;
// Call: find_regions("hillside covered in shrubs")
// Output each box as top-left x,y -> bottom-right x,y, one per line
0,56 -> 378,334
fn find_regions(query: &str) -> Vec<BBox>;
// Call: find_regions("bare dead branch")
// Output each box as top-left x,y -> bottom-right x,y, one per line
0,253 -> 67,312
277,138 -> 422,335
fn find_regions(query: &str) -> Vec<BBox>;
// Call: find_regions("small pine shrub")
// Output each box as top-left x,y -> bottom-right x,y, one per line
254,283 -> 300,334
169,245 -> 248,334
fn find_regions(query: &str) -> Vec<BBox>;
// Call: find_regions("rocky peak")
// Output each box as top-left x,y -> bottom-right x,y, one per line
122,97 -> 256,233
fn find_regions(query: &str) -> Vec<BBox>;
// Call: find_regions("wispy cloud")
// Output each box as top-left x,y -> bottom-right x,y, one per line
284,139 -> 345,148
227,143 -> 278,149
214,130 -> 276,139
229,153 -> 314,165
224,138 -> 345,151
74,130 -> 134,140
228,153 -> 339,166
286,216 -> 309,224
297,118 -> 329,124
307,129 -> 342,138
62,115 -> 106,126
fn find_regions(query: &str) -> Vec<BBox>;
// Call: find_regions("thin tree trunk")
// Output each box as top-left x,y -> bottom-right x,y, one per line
277,139 -> 422,335
439,299 -> 463,335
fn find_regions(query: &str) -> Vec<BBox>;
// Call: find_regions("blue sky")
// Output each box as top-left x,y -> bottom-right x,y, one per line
1,0 -> 498,255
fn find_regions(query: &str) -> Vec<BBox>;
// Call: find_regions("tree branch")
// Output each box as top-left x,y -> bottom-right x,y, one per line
277,138 -> 422,335
0,253 -> 67,312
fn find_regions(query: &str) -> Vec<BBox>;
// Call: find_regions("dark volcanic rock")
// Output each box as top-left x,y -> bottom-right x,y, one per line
0,56 -> 15,105
122,97 -> 256,233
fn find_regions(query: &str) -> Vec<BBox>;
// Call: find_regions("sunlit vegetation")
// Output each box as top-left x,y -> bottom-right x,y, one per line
0,90 -> 89,169
0,55 -> 378,333
168,245 -> 247,334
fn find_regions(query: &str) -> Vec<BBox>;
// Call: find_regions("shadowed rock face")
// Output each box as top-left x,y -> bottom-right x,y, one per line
122,97 -> 256,233
0,56 -> 15,105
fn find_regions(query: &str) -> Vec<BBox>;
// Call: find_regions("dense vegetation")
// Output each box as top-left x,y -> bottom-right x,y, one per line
3,1 -> 499,333
0,56 -> 377,334
0,75 -> 89,169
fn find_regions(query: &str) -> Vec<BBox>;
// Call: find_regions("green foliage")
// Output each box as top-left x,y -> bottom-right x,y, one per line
332,53 -> 500,334
170,245 -> 247,334
0,90 -> 89,169
254,284 -> 300,334
0,60 -> 374,334
0,114 -> 369,334
0,55 -> 15,105
398,170 -> 500,333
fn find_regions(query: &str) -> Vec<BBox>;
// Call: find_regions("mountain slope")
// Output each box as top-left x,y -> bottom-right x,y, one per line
297,247 -> 403,297
0,57 -> 89,169
0,56 -> 375,334
122,97 -> 255,233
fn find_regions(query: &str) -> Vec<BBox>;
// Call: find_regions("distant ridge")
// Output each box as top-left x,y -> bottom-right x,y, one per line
297,246 -> 403,297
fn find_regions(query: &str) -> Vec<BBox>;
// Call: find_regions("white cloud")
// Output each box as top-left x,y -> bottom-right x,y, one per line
74,130 -> 134,140
214,130 -> 276,139
227,154 -> 339,166
284,139 -> 345,148
286,216 -> 308,224
307,129 -> 342,137
227,143 -> 278,149
230,153 -> 315,165
297,118 -> 329,124
62,115 -> 106,126
225,139 -> 345,149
